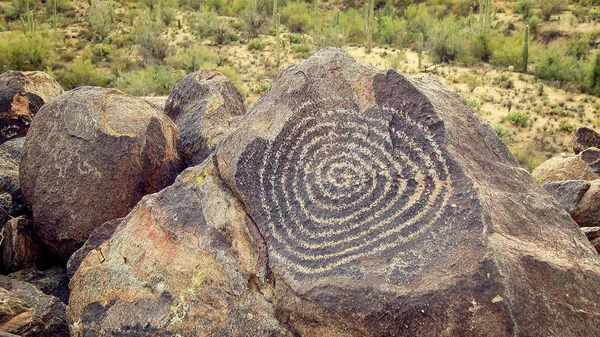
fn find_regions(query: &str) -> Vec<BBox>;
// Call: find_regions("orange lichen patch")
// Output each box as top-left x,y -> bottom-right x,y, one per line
7,94 -> 31,120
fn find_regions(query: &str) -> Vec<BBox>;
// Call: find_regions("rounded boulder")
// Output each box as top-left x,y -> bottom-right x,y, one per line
20,87 -> 182,261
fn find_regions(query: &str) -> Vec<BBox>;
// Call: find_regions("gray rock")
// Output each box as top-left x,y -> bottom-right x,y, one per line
9,266 -> 69,304
533,147 -> 600,182
581,227 -> 600,253
542,180 -> 590,213
572,126 -> 600,154
165,69 -> 246,167
1,216 -> 43,273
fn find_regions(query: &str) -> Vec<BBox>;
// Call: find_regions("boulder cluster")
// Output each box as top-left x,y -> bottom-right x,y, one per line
1,49 -> 600,337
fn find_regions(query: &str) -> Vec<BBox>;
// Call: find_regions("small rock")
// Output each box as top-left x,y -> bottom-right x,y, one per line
0,275 -> 69,337
8,266 -> 69,304
0,138 -> 25,162
572,180 -> 600,227
533,148 -> 600,182
165,69 -> 246,167
1,216 -> 43,273
542,180 -> 590,213
20,87 -> 183,261
572,127 -> 600,155
581,227 -> 600,253
0,71 -> 63,144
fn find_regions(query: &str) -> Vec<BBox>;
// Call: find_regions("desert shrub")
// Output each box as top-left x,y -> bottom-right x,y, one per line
463,96 -> 482,112
0,32 -> 55,71
566,35 -> 591,60
138,30 -> 169,64
490,32 -> 536,69
217,64 -> 246,96
253,81 -> 270,93
378,16 -> 406,45
53,58 -> 108,89
559,122 -> 576,132
339,8 -> 366,43
91,44 -> 111,64
426,15 -> 465,63
539,0 -> 568,21
166,45 -> 220,73
179,0 -> 204,10
538,46 -> 587,86
317,25 -> 346,47
247,38 -> 266,51
116,65 -> 183,96
240,9 -> 268,38
493,125 -> 513,144
387,50 -> 408,70
291,44 -> 311,58
404,3 -> 433,36
189,10 -> 217,38
214,19 -> 230,45
87,2 -> 112,42
514,0 -> 535,19
514,142 -> 543,171
280,2 -> 312,33
459,73 -> 480,92
502,111 -> 530,127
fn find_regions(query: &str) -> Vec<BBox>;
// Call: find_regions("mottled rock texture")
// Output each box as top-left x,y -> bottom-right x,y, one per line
542,180 -> 590,213
571,179 -> 600,227
141,96 -> 168,112
215,48 -> 600,336
66,218 -> 123,280
9,267 -> 69,304
582,227 -> 600,253
532,147 -> 600,182
165,69 -> 246,167
20,87 -> 183,261
0,71 -> 63,144
0,275 -> 69,337
1,216 -> 43,273
572,126 -> 600,154
68,159 -> 293,337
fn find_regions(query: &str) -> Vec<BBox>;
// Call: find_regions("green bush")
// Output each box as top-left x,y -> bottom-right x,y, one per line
514,0 -> 535,19
247,38 -> 266,51
493,125 -> 513,144
339,8 -> 366,43
490,32 -> 536,69
539,0 -> 567,21
0,32 -> 55,71
538,46 -> 587,86
115,65 -> 183,96
426,15 -> 465,63
502,111 -> 530,127
52,58 -> 108,89
378,16 -> 406,45
166,45 -> 220,73
280,2 -> 312,33
558,122 -> 576,132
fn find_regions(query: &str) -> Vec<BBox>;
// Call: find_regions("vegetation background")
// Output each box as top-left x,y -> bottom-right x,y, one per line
1,0 -> 600,170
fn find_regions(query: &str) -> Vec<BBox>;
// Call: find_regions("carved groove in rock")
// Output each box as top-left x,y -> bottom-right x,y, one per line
236,97 -> 455,278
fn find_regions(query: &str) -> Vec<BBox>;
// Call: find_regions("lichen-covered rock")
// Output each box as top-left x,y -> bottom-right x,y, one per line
9,267 -> 69,304
20,87 -> 183,261
215,48 -> 600,336
0,275 -> 69,337
0,71 -> 63,144
1,216 -> 43,273
66,218 -> 123,279
572,126 -> 600,154
542,180 -> 590,214
165,69 -> 246,167
532,148 -> 600,182
67,158 -> 293,337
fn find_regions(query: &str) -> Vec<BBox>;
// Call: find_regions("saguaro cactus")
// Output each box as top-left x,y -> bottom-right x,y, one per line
275,14 -> 280,67
21,8 -> 36,37
273,0 -> 278,26
367,0 -> 374,53
523,25 -> 529,73
315,0 -> 319,32
418,33 -> 423,70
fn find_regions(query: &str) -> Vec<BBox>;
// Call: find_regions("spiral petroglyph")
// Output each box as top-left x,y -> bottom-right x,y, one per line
236,97 -> 455,278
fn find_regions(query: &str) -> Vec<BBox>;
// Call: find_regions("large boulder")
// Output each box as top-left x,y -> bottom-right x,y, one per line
1,216 -> 43,273
67,159 -> 293,336
572,126 -> 600,154
542,180 -> 590,214
571,179 -> 600,227
0,71 -> 63,144
532,147 -> 600,182
66,218 -> 123,279
0,275 -> 69,337
141,96 -> 168,112
165,69 -> 246,167
20,87 -> 183,261
214,48 -> 600,335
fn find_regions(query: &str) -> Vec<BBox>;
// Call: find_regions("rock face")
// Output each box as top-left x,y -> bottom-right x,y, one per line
0,147 -> 26,228
9,267 -> 69,304
68,159 -> 293,337
0,275 -> 69,337
572,126 -> 600,154
20,87 -> 183,261
140,97 -> 168,111
0,71 -> 63,144
0,138 -> 26,161
165,69 -> 246,167
214,48 -> 600,336
581,227 -> 600,253
571,179 -> 600,227
1,216 -> 43,273
542,180 -> 590,213
532,147 -> 600,182
66,218 -> 123,279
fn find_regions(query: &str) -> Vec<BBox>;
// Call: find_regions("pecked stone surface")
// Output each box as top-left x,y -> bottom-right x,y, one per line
0,71 -> 63,144
214,48 -> 600,336
67,158 -> 293,337
572,126 -> 600,154
532,147 -> 600,182
0,275 -> 69,337
20,87 -> 183,261
165,69 -> 246,167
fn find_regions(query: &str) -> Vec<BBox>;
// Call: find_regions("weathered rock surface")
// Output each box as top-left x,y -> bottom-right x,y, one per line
542,180 -> 590,213
141,96 -> 168,112
1,216 -> 43,273
0,148 -> 26,228
0,138 -> 25,162
66,218 -> 123,279
9,267 -> 69,304
0,71 -> 63,144
572,126 -> 600,154
532,147 -> 600,182
571,179 -> 600,227
0,275 -> 69,337
20,86 -> 183,261
581,227 -> 600,253
214,48 -> 600,336
68,159 -> 293,336
165,69 -> 246,167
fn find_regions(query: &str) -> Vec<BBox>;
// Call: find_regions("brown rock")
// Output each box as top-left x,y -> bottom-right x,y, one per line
67,158 -> 293,336
20,86 -> 183,261
66,218 -> 123,279
141,96 -> 168,112
572,179 -> 600,227
0,275 -> 69,337
0,148 -> 26,228
0,71 -> 63,144
581,227 -> 600,253
532,147 -> 600,182
9,267 -> 69,304
0,138 -> 25,162
165,69 -> 246,167
1,216 -> 43,273
215,48 -> 600,336
572,126 -> 600,154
